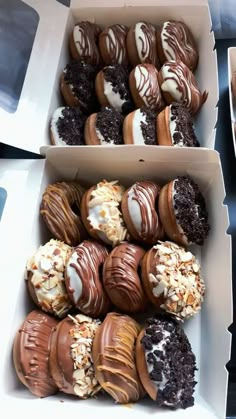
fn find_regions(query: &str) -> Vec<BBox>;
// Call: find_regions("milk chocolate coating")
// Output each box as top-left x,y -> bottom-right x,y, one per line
70,21 -> 101,66
103,243 -> 147,313
157,21 -> 198,71
92,312 -> 143,403
158,60 -> 207,115
40,181 -> 86,246
99,24 -> 129,65
65,240 -> 110,317
13,310 -> 58,397
122,181 -> 164,244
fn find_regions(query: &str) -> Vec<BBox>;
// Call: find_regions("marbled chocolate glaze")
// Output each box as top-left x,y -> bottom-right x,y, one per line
13,310 -> 58,397
40,181 -> 86,246
66,240 -> 110,317
160,60 -> 207,114
135,22 -> 157,66
100,24 -> 128,65
73,21 -> 100,65
103,243 -> 146,313
92,312 -> 143,403
133,64 -> 164,111
160,21 -> 198,71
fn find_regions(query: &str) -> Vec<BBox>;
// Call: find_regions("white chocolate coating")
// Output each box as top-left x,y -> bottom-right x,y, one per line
51,107 -> 67,146
131,109 -> 147,144
104,79 -> 125,111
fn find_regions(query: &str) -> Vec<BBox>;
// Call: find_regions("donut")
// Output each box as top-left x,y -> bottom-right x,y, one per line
136,314 -> 197,408
50,107 -> 87,146
95,64 -> 134,114
156,21 -> 198,71
126,22 -> 159,67
65,240 -> 110,317
81,180 -> 127,246
158,60 -> 208,115
158,176 -> 210,246
49,314 -> 101,398
26,239 -> 73,318
60,61 -> 98,113
121,181 -> 164,244
156,103 -> 200,147
103,243 -> 147,313
13,310 -> 58,397
92,312 -> 144,403
40,181 -> 86,246
99,24 -> 129,65
129,64 -> 165,112
69,21 -> 101,66
84,107 -> 124,145
231,71 -> 236,100
123,107 -> 157,145
141,241 -> 205,320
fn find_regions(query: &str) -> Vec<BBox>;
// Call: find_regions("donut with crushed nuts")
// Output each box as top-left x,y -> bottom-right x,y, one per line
103,242 -> 147,313
65,240 -> 110,317
121,180 -> 164,244
40,181 -> 86,246
26,239 -> 73,318
49,314 -> 101,399
81,179 -> 127,247
141,241 -> 205,320
136,314 -> 197,409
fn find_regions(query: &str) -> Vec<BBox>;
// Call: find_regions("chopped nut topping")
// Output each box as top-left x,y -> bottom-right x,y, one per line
68,314 -> 101,398
26,239 -> 72,318
148,241 -> 205,320
87,180 -> 127,246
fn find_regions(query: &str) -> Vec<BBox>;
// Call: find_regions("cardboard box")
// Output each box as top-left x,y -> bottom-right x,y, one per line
0,0 -> 218,153
0,146 -> 232,419
227,47 -> 236,155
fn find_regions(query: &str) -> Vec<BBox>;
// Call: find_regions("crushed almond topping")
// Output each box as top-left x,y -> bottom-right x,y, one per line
26,239 -> 72,318
69,314 -> 101,398
149,241 -> 205,320
87,180 -> 127,246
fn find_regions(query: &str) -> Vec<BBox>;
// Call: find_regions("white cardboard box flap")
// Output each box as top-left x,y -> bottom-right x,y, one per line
0,0 -> 218,153
0,147 -> 232,419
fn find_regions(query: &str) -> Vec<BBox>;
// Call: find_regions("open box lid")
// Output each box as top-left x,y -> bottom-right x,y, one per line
0,0 -> 217,154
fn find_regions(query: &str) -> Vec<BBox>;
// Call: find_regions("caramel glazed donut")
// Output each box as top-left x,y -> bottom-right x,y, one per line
65,240 -> 110,317
92,312 -> 144,403
40,181 -> 86,246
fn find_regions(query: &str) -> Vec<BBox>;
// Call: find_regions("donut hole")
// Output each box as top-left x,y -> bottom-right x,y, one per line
71,202 -> 81,216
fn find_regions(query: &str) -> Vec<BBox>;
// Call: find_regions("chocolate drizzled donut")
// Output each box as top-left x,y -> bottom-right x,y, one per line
40,181 -> 86,246
99,24 -> 129,65
122,180 -> 164,244
103,243 -> 146,313
158,60 -> 207,115
65,240 -> 110,317
69,21 -> 101,65
157,21 -> 198,71
13,310 -> 58,397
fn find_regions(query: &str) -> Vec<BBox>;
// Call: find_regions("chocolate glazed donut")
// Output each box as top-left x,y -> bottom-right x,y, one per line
13,310 -> 58,397
92,312 -> 144,403
40,181 -> 86,246
121,180 -> 164,244
103,243 -> 147,313
65,240 -> 110,317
